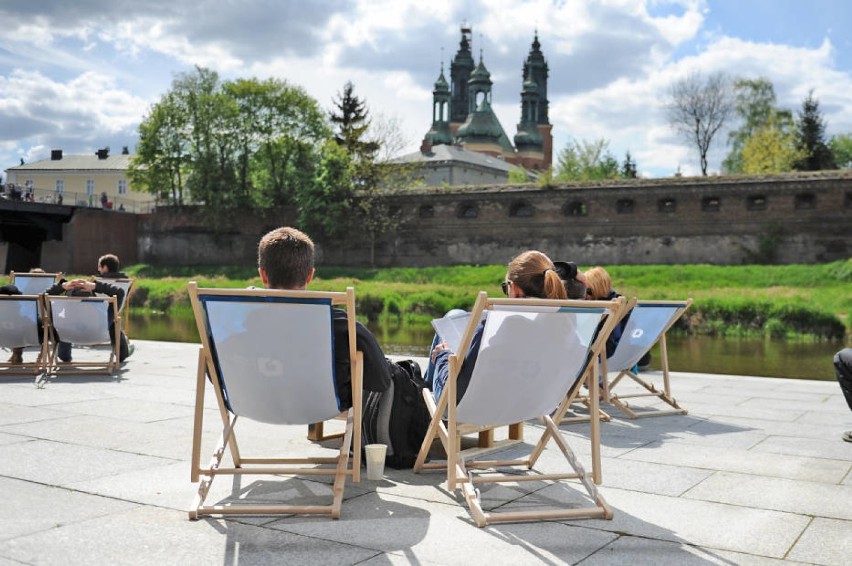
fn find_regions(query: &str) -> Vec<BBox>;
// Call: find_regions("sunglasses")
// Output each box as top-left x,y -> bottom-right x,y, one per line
500,280 -> 512,295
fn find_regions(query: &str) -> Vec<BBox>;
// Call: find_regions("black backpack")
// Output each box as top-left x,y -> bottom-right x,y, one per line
362,359 -> 430,469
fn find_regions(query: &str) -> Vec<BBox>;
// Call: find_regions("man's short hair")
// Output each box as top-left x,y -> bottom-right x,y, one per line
98,254 -> 120,273
257,227 -> 315,289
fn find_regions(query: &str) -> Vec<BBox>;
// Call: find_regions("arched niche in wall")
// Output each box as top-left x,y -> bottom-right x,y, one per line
509,201 -> 535,218
418,204 -> 435,219
562,200 -> 588,217
457,201 -> 480,218
747,195 -> 768,211
616,198 -> 635,214
658,197 -> 677,213
794,192 -> 816,210
702,196 -> 721,211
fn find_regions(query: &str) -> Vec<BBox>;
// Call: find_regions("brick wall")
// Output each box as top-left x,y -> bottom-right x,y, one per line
138,173 -> 852,267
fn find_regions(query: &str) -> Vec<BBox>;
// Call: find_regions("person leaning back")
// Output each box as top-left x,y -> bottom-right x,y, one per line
256,227 -> 390,409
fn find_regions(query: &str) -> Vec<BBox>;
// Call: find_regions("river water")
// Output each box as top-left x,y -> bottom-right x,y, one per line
128,311 -> 847,382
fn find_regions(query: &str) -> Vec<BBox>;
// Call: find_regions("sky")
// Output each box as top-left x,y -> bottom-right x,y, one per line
1,0 -> 851,179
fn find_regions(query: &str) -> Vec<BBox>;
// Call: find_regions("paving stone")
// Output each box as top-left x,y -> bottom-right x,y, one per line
620,439 -> 849,483
1,506 -> 379,566
578,533 -> 812,565
0,476 -> 137,542
786,517 -> 852,566
683,471 -> 852,519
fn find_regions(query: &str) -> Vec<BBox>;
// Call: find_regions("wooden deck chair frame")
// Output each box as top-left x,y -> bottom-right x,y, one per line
603,299 -> 693,419
0,294 -> 50,376
9,271 -> 62,296
413,292 -> 624,527
557,297 -> 635,426
95,277 -> 134,338
44,295 -> 121,376
187,283 -> 363,520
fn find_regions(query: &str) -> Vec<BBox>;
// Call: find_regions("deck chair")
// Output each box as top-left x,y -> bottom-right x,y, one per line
187,283 -> 362,520
44,295 -> 121,376
9,272 -> 62,295
0,295 -> 49,376
413,292 -> 624,527
603,299 -> 693,418
557,297 -> 635,426
95,277 -> 134,337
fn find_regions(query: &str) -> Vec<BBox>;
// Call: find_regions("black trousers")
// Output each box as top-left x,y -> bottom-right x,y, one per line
835,348 -> 852,412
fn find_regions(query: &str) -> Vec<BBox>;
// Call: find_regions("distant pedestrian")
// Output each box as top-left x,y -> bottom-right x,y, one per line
834,348 -> 852,442
100,191 -> 108,208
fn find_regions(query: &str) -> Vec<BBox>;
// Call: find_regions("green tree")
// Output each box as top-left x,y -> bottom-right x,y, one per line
621,151 -> 638,178
508,166 -> 532,183
128,91 -> 190,206
829,133 -> 852,169
296,141 -> 353,239
793,90 -> 836,171
132,67 -> 330,219
555,138 -> 620,181
723,77 -> 792,173
665,71 -> 733,175
741,112 -> 804,174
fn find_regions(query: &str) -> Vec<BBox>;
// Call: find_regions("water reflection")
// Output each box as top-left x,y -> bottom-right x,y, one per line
129,311 -> 845,381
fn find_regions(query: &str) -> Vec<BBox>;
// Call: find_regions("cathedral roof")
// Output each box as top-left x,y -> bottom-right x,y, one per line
455,99 -> 514,153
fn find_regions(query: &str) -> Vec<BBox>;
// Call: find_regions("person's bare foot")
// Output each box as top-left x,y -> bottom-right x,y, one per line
6,352 -> 23,364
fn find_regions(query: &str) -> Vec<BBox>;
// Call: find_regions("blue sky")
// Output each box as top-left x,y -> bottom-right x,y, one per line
1,0 -> 850,179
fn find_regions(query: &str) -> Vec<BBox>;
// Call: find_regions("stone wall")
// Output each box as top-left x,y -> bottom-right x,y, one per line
138,173 -> 852,267
43,209 -> 138,274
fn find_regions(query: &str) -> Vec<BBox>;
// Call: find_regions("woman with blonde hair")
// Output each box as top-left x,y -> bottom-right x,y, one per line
584,266 -> 651,368
427,250 -> 568,403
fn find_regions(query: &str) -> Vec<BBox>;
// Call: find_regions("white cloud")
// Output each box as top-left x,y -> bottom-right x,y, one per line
0,0 -> 850,179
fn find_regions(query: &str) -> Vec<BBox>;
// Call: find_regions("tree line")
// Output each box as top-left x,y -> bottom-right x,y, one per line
128,67 -> 406,258
665,72 -> 849,176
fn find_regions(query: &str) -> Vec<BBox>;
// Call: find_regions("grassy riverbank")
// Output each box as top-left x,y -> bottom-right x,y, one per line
117,259 -> 851,341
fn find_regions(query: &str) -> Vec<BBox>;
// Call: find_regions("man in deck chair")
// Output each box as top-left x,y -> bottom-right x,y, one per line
256,227 -> 390,411
46,278 -> 130,364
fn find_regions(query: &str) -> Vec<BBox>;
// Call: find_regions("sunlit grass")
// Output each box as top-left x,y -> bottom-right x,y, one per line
117,259 -> 851,340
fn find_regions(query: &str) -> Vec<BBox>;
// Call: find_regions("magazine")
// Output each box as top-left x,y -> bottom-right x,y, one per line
431,311 -> 483,353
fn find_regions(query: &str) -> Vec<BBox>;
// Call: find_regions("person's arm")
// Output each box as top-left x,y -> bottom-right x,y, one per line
355,322 -> 391,392
433,320 -> 485,404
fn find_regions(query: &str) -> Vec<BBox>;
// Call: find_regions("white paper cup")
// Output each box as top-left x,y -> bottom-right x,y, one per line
365,443 -> 387,480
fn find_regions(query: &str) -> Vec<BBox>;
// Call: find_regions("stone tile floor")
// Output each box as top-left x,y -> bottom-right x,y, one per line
0,340 -> 849,565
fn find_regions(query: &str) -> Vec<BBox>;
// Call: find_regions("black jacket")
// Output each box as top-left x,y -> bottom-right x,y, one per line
332,308 -> 390,409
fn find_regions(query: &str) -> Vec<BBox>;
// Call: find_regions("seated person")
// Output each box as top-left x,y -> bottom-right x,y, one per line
427,250 -> 569,404
256,227 -> 390,409
585,266 -> 650,369
46,278 -> 131,363
1,284 -> 26,364
96,253 -> 128,279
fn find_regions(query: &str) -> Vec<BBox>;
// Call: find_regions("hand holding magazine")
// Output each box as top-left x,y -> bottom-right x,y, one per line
431,310 -> 483,354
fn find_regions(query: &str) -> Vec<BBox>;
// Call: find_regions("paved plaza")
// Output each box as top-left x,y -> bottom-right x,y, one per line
0,340 -> 850,565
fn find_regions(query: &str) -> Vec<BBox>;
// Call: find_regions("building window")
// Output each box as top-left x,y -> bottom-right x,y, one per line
86,179 -> 95,195
616,199 -> 634,214
702,196 -> 721,211
509,201 -> 535,217
457,202 -> 479,218
563,201 -> 588,216
794,192 -> 816,209
55,179 -> 64,194
658,198 -> 677,212
25,179 -> 33,189
117,179 -> 128,195
419,204 -> 435,219
747,195 -> 767,210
